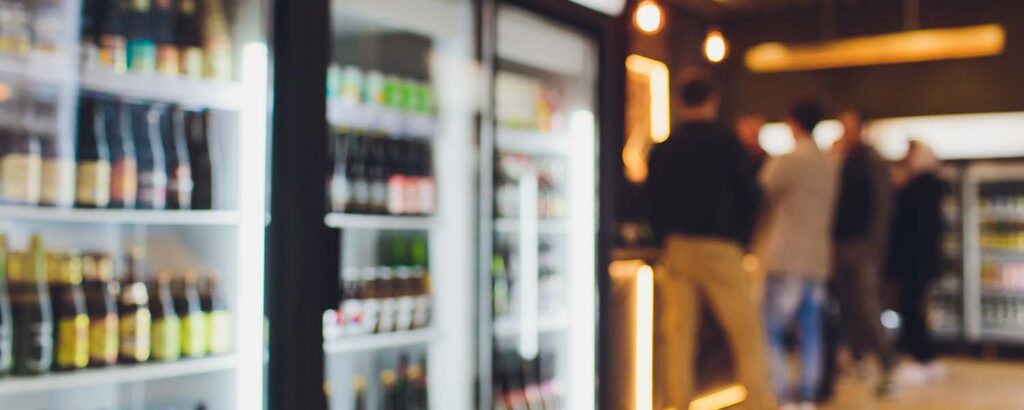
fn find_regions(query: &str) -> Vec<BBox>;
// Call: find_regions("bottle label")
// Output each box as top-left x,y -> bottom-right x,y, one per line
206,311 -> 231,354
413,295 -> 431,329
340,299 -> 363,335
376,298 -> 398,333
0,320 -> 12,371
57,314 -> 89,369
119,309 -> 151,362
360,299 -> 380,335
137,170 -> 168,208
370,182 -> 387,212
180,47 -> 204,78
387,176 -> 406,215
330,174 -> 352,212
1,153 -> 42,204
75,161 -> 112,207
30,5 -> 61,52
181,313 -> 207,357
16,322 -> 53,373
127,39 -> 157,74
396,296 -> 416,331
151,316 -> 182,361
40,157 -> 73,206
110,159 -> 138,206
156,45 -> 181,75
351,179 -> 370,211
418,178 -> 435,215
89,314 -> 118,364
99,34 -> 128,73
169,164 -> 194,207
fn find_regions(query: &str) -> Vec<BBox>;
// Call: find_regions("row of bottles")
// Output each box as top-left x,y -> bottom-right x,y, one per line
0,234 -> 229,377
495,71 -> 565,134
981,294 -> 1024,329
492,238 -> 564,317
495,154 -> 565,220
979,221 -> 1024,252
979,182 -> 1024,219
492,350 -> 561,410
0,93 -> 215,209
330,130 -> 434,216
0,0 -> 66,55
341,352 -> 429,410
325,233 -> 431,338
81,0 -> 234,80
326,64 -> 435,138
981,261 -> 1024,292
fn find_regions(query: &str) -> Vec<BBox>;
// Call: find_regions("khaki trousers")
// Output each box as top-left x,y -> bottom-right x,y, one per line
654,236 -> 772,410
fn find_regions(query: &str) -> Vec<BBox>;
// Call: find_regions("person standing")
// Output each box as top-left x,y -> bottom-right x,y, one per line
647,71 -> 771,409
829,109 -> 897,397
888,140 -> 946,384
756,101 -> 838,410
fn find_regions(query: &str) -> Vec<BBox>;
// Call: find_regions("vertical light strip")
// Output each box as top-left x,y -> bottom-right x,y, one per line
635,264 -> 654,410
689,385 -> 748,410
567,110 -> 597,410
236,42 -> 269,410
625,55 -> 670,143
518,173 -> 540,360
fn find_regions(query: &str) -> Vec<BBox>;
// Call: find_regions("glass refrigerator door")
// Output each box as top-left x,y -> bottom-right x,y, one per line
484,4 -> 598,409
965,162 -> 1024,343
0,0 -> 270,408
323,0 -> 476,409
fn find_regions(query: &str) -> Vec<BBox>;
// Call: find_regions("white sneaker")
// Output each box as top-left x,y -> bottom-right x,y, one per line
923,361 -> 947,382
780,403 -> 801,410
895,362 -> 929,386
798,403 -> 817,410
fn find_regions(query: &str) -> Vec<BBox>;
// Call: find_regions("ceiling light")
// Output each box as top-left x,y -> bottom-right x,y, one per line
704,30 -> 728,63
634,1 -> 664,35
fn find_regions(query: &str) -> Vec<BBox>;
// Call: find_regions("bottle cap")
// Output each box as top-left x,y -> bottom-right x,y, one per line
380,369 -> 397,385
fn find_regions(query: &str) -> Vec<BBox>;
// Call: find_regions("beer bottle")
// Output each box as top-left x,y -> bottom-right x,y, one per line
49,252 -> 89,371
150,271 -> 180,362
10,235 -> 54,375
0,235 -> 13,376
380,369 -> 399,410
83,253 -> 119,367
163,106 -> 194,210
174,271 -> 206,357
352,375 -> 367,410
406,360 -> 428,410
97,0 -> 128,72
367,136 -> 388,215
174,0 -> 203,77
0,101 -> 42,205
199,274 -> 229,355
329,130 -> 351,212
74,95 -> 112,209
0,1 -> 31,54
347,133 -> 369,214
131,103 -> 168,210
183,109 -> 212,209
103,99 -> 138,209
125,0 -> 156,73
201,0 -> 233,80
118,248 -> 151,364
33,93 -> 73,208
152,0 -> 179,75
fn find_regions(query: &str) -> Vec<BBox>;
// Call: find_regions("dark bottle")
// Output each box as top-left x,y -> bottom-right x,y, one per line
0,1 -> 31,55
385,139 -> 407,215
414,141 -> 435,215
125,0 -> 156,73
0,113 -> 42,206
0,235 -> 13,376
367,135 -> 388,214
96,0 -> 128,72
202,0 -> 233,80
74,95 -> 112,208
199,274 -> 229,355
130,103 -> 168,209
346,133 -> 368,214
10,235 -> 54,375
118,248 -> 151,364
380,369 -> 400,410
83,253 -> 119,367
352,375 -> 367,410
173,271 -> 206,357
183,109 -> 212,209
152,0 -> 179,75
396,354 -> 411,407
48,252 -> 89,371
33,93 -> 73,208
174,0 -> 204,77
406,359 -> 427,410
163,107 -> 193,209
149,271 -> 180,362
329,130 -> 351,212
81,0 -> 101,66
102,99 -> 138,209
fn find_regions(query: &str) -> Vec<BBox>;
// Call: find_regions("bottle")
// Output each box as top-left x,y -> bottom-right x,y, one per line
414,141 -> 435,215
329,131 -> 351,212
80,0 -> 101,66
49,252 -> 89,371
152,0 -> 179,75
97,0 -> 129,72
131,103 -> 168,209
385,139 -> 408,215
34,93 -> 73,208
374,267 -> 396,333
199,274 -> 229,355
10,235 -> 54,375
75,95 -> 112,208
125,0 -> 156,73
183,109 -> 212,209
163,107 -> 193,210
0,99 -> 42,205
0,235 -> 13,376
118,248 -> 151,364
367,135 -> 388,214
410,235 -> 431,329
406,359 -> 428,410
202,0 -> 233,80
174,0 -> 203,77
396,354 -> 411,406
29,0 -> 62,52
346,133 -> 368,214
338,269 -> 362,336
149,271 -> 180,362
103,99 -> 138,209
380,369 -> 399,410
358,268 -> 379,335
173,271 -> 206,357
83,253 -> 118,367
0,1 -> 31,54
352,375 -> 367,410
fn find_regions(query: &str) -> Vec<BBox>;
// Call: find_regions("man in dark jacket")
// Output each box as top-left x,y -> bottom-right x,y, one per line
648,71 -> 770,409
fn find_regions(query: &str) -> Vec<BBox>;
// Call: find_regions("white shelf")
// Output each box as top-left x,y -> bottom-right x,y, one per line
80,67 -> 244,111
324,328 -> 436,354
331,0 -> 461,39
0,206 -> 242,226
493,311 -> 572,338
325,213 -> 436,230
979,327 -> 1024,343
495,128 -> 572,156
494,218 -> 571,234
0,52 -> 74,85
0,355 -> 237,396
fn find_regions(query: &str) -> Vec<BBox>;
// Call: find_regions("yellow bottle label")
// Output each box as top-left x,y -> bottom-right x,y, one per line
181,313 -> 207,357
57,315 -> 90,369
206,311 -> 231,354
89,314 -> 118,364
75,161 -> 111,207
41,158 -> 73,206
151,316 -> 181,361
119,309 -> 151,362
1,153 -> 42,203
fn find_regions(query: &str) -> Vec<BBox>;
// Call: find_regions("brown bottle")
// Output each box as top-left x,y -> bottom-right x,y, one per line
199,274 -> 229,355
48,252 -> 89,371
10,236 -> 54,375
173,271 -> 206,357
83,253 -> 119,367
149,271 -> 180,361
118,248 -> 150,364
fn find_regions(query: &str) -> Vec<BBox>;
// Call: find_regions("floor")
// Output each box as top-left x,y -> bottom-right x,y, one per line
822,358 -> 1024,410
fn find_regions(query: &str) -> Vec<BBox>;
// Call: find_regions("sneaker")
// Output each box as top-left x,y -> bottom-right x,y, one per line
797,402 -> 817,410
923,361 -> 947,382
895,362 -> 930,386
780,404 -> 801,410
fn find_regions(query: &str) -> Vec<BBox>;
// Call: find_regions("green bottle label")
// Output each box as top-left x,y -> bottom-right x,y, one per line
57,315 -> 89,369
151,316 -> 181,361
181,313 -> 207,357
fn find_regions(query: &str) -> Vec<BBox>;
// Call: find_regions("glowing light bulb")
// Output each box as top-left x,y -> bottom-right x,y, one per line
704,30 -> 729,63
634,1 -> 664,35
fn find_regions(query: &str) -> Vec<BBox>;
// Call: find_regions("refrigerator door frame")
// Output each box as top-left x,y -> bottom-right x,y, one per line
475,0 -> 626,408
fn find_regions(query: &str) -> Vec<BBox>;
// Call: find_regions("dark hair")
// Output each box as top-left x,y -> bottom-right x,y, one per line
789,99 -> 825,134
675,78 -> 716,107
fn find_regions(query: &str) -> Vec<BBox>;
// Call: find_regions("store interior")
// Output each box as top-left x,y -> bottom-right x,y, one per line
0,0 -> 1022,409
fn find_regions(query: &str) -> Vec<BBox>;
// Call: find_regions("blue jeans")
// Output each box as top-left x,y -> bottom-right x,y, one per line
763,277 -> 826,403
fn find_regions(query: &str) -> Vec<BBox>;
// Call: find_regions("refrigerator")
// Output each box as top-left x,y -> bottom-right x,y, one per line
267,0 -> 623,409
0,0 -> 272,408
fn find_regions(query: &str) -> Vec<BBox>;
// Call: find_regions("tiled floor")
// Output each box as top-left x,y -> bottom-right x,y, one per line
823,358 -> 1024,410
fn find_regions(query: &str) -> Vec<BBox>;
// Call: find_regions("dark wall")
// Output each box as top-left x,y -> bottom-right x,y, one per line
714,0 -> 1024,122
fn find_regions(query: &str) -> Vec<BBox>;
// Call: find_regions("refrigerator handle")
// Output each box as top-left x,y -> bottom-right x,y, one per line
518,172 -> 540,360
